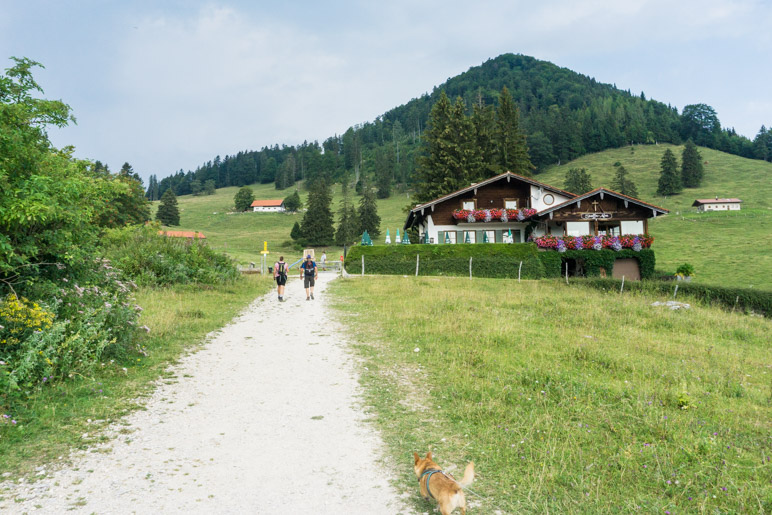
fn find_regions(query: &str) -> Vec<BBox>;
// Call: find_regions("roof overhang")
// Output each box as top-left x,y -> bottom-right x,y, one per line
531,188 -> 669,221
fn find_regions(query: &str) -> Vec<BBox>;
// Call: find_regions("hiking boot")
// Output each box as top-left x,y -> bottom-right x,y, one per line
310,293 -> 314,300
306,297 -> 310,301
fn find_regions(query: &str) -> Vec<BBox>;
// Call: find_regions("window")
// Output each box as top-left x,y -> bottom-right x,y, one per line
462,200 -> 475,210
445,231 -> 457,244
597,221 -> 621,236
483,230 -> 495,243
504,199 -> 517,209
464,231 -> 476,243
542,194 -> 555,206
566,222 -> 590,236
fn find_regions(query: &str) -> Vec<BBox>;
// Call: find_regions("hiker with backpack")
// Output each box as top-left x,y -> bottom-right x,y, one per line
300,254 -> 318,300
274,256 -> 288,302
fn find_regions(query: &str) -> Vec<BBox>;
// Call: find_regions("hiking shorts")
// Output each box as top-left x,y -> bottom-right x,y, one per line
275,275 -> 287,286
304,276 -> 315,288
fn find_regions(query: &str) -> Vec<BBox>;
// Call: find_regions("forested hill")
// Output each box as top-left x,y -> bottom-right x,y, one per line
147,53 -> 771,200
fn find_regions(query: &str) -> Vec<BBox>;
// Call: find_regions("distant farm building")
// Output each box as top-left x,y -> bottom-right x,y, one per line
159,231 -> 206,239
692,197 -> 742,212
251,199 -> 285,212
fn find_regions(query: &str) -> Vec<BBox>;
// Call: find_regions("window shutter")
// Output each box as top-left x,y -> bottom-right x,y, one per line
438,231 -> 444,244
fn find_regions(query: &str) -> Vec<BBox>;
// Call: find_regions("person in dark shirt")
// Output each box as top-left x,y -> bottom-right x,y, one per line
300,254 -> 318,300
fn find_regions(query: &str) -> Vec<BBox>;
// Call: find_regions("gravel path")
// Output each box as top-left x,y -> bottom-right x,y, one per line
0,273 -> 411,514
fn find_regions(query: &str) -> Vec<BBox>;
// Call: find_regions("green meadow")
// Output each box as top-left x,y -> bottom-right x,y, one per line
151,182 -> 412,266
537,144 -> 772,289
156,144 -> 771,290
330,276 -> 772,514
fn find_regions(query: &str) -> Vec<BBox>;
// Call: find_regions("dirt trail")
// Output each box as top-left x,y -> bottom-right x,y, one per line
0,273 -> 411,514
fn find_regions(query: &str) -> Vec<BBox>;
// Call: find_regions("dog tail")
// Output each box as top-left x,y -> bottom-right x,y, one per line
457,461 -> 475,488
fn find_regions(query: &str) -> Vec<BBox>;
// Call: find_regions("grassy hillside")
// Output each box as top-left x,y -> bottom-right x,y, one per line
331,276 -> 772,513
537,144 -> 772,290
151,182 -> 413,266
153,144 -> 770,289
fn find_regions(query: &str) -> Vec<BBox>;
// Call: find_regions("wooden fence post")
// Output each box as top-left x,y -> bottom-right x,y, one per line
620,276 -> 625,293
518,261 -> 523,283
416,254 -> 420,277
565,261 -> 569,285
361,255 -> 364,276
469,257 -> 473,280
673,284 -> 678,299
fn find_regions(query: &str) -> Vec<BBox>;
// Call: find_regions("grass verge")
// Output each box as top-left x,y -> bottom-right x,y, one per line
329,275 -> 772,514
0,274 -> 271,478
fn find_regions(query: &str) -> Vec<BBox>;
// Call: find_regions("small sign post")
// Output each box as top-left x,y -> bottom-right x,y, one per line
260,241 -> 269,275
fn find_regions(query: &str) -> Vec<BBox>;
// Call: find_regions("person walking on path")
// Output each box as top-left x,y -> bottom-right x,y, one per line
321,250 -> 327,270
300,254 -> 318,300
274,256 -> 288,301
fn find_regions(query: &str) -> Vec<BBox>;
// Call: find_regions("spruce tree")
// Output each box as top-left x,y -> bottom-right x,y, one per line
290,221 -> 302,241
233,186 -> 254,211
357,182 -> 381,239
657,148 -> 682,196
155,188 -> 180,226
610,164 -> 639,197
563,168 -> 593,194
300,180 -> 334,245
495,86 -> 534,176
415,92 -> 477,203
471,101 -> 498,179
681,139 -> 704,188
335,194 -> 359,246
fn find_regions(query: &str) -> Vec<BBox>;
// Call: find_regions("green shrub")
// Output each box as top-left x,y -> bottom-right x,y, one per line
101,225 -> 239,286
538,249 -> 656,279
569,278 -> 772,317
676,263 -> 695,277
344,243 -> 546,279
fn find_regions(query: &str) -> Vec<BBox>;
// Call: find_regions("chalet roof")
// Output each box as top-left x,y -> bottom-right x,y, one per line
251,199 -> 284,207
531,188 -> 669,219
692,198 -> 742,206
404,171 -> 576,229
159,231 -> 206,239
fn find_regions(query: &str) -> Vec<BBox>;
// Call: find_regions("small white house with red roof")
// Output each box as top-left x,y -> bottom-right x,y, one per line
692,197 -> 742,212
251,199 -> 285,213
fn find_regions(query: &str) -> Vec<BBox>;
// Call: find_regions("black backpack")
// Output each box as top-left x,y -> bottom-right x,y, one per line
277,262 -> 287,277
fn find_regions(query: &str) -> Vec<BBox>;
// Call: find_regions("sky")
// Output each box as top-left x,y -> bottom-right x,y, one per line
2,0 -> 770,183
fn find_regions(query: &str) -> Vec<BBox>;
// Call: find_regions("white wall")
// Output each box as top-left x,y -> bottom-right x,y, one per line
530,186 -> 572,211
566,222 -> 590,236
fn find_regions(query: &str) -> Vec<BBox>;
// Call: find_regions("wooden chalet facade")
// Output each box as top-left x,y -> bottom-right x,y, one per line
404,172 -> 668,243
531,188 -> 668,237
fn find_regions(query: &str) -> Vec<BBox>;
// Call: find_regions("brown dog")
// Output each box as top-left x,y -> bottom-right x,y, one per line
413,451 -> 475,515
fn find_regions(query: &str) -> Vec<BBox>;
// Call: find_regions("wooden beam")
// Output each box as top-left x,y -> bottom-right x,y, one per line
624,200 -> 628,208
600,191 -> 605,200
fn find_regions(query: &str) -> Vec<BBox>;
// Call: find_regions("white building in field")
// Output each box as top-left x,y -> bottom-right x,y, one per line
692,197 -> 742,212
251,199 -> 285,212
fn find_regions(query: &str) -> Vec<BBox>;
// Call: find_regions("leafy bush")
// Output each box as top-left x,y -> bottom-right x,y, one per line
569,278 -> 772,317
101,225 -> 239,286
538,249 -> 656,279
676,263 -> 695,277
344,243 -> 546,279
1,258 -> 142,407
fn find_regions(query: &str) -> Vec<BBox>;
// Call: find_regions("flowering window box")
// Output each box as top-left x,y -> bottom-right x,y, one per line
533,234 -> 654,251
452,208 -> 537,223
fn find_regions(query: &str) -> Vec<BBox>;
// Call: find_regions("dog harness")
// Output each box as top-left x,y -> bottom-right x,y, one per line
419,468 -> 445,500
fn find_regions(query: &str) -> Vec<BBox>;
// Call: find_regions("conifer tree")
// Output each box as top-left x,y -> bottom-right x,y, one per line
335,186 -> 359,246
563,168 -> 593,194
657,148 -> 682,196
681,139 -> 704,188
155,188 -> 180,226
471,101 -> 498,179
357,181 -> 381,239
290,221 -> 302,241
300,180 -> 334,245
415,92 -> 477,203
495,86 -> 533,176
610,164 -> 639,197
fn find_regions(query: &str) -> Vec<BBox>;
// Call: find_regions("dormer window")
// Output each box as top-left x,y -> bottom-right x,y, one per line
504,199 -> 517,209
462,200 -> 476,210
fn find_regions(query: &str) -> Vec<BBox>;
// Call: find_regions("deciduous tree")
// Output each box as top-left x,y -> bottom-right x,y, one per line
233,186 -> 254,212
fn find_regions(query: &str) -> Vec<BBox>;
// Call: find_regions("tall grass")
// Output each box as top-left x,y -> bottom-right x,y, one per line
330,276 -> 772,513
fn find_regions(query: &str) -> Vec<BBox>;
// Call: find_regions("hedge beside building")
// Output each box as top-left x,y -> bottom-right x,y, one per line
538,249 -> 656,279
344,243 -> 546,279
571,278 -> 772,317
